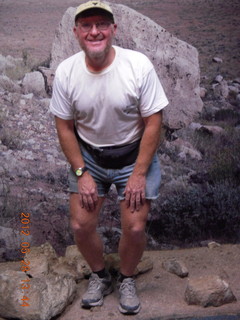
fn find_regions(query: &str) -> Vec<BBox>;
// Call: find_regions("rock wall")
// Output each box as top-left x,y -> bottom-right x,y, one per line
50,3 -> 203,129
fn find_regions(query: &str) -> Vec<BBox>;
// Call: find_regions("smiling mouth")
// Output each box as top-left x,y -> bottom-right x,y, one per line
87,40 -> 104,47
88,39 -> 103,42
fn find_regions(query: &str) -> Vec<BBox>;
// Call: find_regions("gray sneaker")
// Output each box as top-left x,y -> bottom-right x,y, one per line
118,278 -> 141,314
82,273 -> 113,308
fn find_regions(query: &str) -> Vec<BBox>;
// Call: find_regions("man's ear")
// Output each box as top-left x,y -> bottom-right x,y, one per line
73,26 -> 78,39
112,24 -> 117,36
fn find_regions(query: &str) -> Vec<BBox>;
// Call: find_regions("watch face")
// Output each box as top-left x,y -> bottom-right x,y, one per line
75,168 -> 83,176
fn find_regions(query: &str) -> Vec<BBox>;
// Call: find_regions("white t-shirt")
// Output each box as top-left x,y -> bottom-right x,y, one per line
50,45 -> 168,147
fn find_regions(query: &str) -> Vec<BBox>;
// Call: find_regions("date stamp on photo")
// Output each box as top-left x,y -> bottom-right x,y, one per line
20,212 -> 31,307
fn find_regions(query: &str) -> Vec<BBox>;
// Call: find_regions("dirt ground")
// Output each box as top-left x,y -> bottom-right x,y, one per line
54,245 -> 240,320
0,0 -> 240,319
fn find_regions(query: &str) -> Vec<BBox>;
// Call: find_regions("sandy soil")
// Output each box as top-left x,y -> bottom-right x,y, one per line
1,0 -> 240,319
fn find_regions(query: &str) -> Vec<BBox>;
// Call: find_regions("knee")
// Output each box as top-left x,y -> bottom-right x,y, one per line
70,218 -> 95,237
123,223 -> 146,240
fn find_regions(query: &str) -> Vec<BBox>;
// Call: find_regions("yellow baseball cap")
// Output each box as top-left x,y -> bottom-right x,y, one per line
75,1 -> 114,21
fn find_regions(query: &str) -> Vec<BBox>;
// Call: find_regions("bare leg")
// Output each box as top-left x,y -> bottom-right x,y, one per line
118,200 -> 150,276
70,193 -> 105,272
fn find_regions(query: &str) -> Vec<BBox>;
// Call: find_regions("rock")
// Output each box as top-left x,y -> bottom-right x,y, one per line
38,66 -> 55,96
0,270 -> 76,320
46,245 -> 92,280
75,258 -> 92,279
134,256 -> 153,275
214,75 -> 224,83
212,57 -> 223,63
105,253 -> 120,274
0,226 -> 29,261
228,85 -> 239,98
50,245 -> 91,281
233,77 -> 240,84
200,87 -> 207,98
24,242 -> 58,277
212,80 -> 229,99
104,253 -> 153,276
162,258 -> 189,278
197,125 -> 225,136
0,75 -> 21,93
178,145 -> 202,161
168,138 -> 202,161
50,257 -> 79,279
50,4 -> 203,130
22,71 -> 46,97
0,261 -> 20,274
64,244 -> 83,262
0,54 -> 26,80
189,122 -> 202,130
208,241 -> 221,249
185,275 -> 237,307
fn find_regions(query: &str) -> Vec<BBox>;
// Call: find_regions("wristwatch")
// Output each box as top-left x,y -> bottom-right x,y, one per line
75,167 -> 88,177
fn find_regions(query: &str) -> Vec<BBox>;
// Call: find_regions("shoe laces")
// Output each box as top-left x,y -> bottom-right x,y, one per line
120,279 -> 136,297
87,274 -> 102,293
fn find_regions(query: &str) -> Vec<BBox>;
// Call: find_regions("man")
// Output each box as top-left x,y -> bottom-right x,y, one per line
50,0 -> 168,315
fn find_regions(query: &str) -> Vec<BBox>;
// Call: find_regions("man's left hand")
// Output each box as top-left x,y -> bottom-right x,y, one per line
124,173 -> 146,212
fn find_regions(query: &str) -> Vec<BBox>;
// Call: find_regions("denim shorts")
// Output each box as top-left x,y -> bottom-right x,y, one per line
68,145 -> 161,200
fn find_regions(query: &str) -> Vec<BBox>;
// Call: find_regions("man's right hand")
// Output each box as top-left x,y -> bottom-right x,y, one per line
77,172 -> 98,212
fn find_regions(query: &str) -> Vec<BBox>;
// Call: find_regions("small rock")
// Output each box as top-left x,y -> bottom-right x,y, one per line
105,253 -> 120,273
213,57 -> 223,63
22,93 -> 34,100
134,256 -> 153,275
208,241 -> 221,249
200,87 -> 207,98
189,122 -> 202,130
162,258 -> 189,278
228,85 -> 239,98
212,80 -> 229,99
214,75 -> 223,83
185,275 -> 237,307
233,77 -> 240,84
22,71 -> 46,97
178,146 -> 202,161
104,253 -> 153,276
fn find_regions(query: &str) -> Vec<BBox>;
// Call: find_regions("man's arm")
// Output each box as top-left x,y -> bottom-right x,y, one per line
124,111 -> 162,212
55,116 -> 98,211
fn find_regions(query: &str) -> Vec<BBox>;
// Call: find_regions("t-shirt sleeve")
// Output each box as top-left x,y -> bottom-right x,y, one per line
139,65 -> 169,118
49,70 -> 74,120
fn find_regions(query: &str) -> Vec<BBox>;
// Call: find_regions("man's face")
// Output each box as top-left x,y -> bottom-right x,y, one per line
74,15 -> 117,61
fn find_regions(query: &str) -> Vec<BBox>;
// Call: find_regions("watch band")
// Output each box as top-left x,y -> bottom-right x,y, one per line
75,166 -> 88,177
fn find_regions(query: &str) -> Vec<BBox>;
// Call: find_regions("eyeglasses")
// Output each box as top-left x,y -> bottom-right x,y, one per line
77,21 -> 112,32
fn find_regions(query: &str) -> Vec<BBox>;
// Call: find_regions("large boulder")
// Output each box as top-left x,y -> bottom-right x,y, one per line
50,2 -> 203,129
0,270 -> 76,320
185,275 -> 237,307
